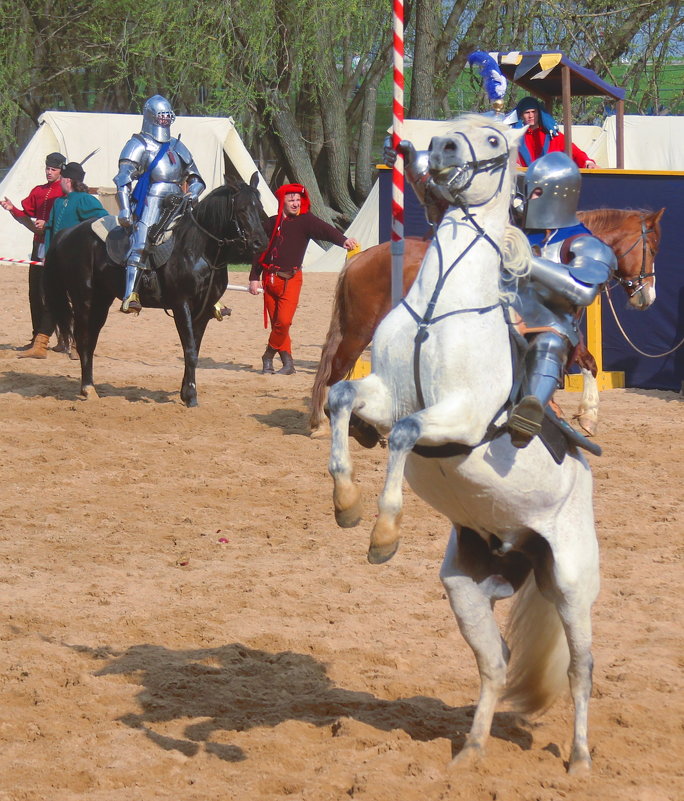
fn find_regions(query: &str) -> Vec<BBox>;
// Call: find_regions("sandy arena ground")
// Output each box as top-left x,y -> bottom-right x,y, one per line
0,267 -> 682,801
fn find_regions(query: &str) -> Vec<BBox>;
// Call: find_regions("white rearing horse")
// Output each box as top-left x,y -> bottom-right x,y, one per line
327,116 -> 599,775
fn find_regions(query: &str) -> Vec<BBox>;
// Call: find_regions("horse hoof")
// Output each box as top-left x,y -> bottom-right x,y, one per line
309,425 -> 329,440
367,540 -> 399,564
335,506 -> 362,528
448,743 -> 484,770
333,482 -> 362,528
575,414 -> 598,437
81,385 -> 99,400
568,748 -> 592,776
368,512 -> 401,560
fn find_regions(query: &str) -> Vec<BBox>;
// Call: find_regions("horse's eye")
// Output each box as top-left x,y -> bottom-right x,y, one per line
487,136 -> 500,147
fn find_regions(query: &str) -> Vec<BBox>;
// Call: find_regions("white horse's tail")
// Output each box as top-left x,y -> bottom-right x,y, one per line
503,573 -> 570,715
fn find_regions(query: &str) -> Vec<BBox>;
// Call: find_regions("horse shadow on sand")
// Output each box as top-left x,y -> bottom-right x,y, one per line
0,369 -> 179,403
67,641 -> 536,763
252,407 -> 311,436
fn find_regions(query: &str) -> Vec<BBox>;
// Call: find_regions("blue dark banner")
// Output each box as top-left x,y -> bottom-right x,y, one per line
378,168 -> 684,391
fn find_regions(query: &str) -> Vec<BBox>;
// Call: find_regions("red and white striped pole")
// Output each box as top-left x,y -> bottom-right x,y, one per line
390,0 -> 404,308
0,257 -> 44,266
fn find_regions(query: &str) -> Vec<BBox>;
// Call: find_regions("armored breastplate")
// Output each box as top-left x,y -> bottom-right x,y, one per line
142,140 -> 185,185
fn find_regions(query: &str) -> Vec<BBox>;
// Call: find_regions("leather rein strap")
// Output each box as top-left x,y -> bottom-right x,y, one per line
401,208 -> 503,410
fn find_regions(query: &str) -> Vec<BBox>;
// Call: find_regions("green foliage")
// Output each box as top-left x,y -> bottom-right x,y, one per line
0,0 -> 682,201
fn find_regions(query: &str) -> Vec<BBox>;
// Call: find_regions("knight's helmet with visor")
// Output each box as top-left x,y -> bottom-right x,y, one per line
522,152 -> 581,229
141,95 -> 176,143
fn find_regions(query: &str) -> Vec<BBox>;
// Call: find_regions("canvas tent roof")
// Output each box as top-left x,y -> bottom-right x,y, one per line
0,111 -> 325,264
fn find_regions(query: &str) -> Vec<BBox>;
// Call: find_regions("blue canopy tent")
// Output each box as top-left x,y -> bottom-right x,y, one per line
493,51 -> 626,168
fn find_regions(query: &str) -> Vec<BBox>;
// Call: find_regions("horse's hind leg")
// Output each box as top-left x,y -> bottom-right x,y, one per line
328,374 -> 392,529
440,528 -> 513,766
543,532 -> 598,773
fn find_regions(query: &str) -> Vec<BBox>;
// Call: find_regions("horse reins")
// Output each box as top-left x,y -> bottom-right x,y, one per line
400,130 -> 513,410
173,185 -> 259,324
610,213 -> 657,297
189,186 -> 257,254
402,212 -> 504,410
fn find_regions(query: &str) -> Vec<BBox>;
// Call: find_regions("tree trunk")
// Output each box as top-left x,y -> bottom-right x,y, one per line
409,0 -> 439,119
259,90 -> 333,223
316,41 -> 359,221
354,86 -> 377,202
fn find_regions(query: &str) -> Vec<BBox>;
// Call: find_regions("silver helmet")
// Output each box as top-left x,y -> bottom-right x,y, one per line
522,152 -> 581,229
141,95 -> 176,143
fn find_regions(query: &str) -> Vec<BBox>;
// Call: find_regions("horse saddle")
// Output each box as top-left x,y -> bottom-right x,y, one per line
90,215 -> 175,269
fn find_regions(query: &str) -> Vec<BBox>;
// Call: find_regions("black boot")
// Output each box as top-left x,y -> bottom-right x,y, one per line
277,350 -> 296,375
508,395 -> 545,448
261,345 -> 276,374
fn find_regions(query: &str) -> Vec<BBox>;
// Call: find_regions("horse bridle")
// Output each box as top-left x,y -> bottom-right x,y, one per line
611,213 -> 657,297
434,128 -> 510,208
189,185 -> 258,250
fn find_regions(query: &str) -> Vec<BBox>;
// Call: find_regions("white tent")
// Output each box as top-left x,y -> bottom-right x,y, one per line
0,110 -> 325,265
308,114 -> 684,272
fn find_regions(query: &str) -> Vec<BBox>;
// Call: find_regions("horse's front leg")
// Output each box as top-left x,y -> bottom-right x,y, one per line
173,302 -> 199,407
370,393 -> 496,563
75,292 -> 110,399
328,374 -> 392,529
368,414 -> 421,563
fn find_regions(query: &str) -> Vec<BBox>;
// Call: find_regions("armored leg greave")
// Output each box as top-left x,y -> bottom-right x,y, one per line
509,331 -> 568,448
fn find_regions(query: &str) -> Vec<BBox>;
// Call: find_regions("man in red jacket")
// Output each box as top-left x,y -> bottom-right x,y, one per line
249,183 -> 358,374
512,96 -> 597,170
1,152 -> 66,357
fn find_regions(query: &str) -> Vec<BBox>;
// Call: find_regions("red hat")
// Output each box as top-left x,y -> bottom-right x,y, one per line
259,183 -> 310,267
274,183 -> 311,215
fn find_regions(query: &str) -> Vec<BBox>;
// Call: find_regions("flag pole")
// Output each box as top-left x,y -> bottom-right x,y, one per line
390,0 -> 404,308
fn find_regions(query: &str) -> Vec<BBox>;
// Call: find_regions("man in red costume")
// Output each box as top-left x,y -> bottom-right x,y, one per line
249,183 -> 359,374
512,96 -> 597,170
1,152 -> 66,357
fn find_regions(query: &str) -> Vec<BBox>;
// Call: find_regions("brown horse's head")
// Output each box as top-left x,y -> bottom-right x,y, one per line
578,207 -> 665,310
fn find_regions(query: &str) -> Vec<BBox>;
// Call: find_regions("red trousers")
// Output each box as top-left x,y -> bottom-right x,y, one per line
263,270 -> 303,353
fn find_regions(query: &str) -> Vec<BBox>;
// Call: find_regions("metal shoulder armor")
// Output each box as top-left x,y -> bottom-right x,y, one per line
172,138 -> 194,170
113,136 -> 147,188
566,235 -> 616,285
118,135 -> 148,167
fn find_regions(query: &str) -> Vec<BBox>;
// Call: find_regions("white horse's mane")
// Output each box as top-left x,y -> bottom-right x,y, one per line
501,224 -> 532,304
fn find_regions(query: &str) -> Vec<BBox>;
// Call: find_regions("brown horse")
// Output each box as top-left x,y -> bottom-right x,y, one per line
310,207 -> 665,434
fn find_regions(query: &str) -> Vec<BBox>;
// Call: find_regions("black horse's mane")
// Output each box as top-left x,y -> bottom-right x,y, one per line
172,182 -> 249,258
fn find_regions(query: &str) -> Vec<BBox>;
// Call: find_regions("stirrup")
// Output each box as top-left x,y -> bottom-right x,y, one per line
212,302 -> 231,321
120,292 -> 142,314
508,396 -> 544,449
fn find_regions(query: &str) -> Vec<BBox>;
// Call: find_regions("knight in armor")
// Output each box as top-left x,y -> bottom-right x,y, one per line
113,95 -> 205,314
506,152 -> 616,447
394,142 -> 617,451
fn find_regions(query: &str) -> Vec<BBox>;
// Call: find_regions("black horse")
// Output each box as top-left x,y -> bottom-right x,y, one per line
44,173 -> 268,407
